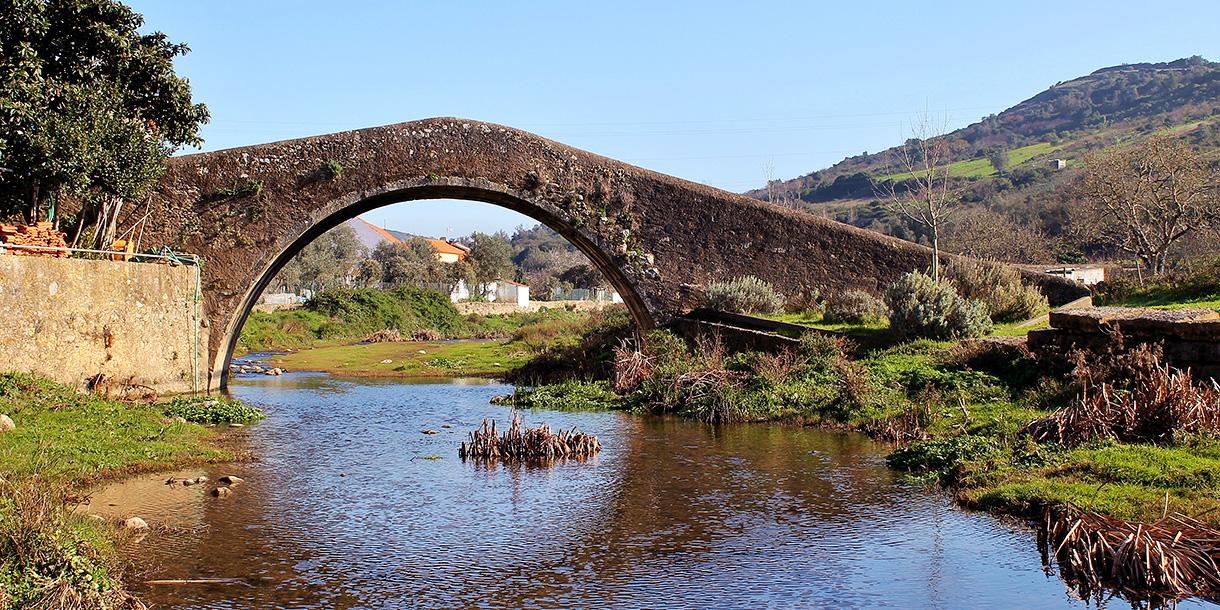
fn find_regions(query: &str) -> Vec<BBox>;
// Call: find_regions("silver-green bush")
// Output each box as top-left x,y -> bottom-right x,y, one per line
703,276 -> 783,314
945,258 -> 1049,323
823,289 -> 890,324
885,271 -> 993,339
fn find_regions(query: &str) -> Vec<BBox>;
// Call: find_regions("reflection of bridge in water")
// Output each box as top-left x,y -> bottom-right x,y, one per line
127,118 -> 1084,389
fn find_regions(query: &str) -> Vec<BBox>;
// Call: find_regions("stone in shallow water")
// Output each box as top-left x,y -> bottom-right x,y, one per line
123,516 -> 149,531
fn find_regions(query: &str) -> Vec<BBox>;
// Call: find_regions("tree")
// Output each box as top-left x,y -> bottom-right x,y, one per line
558,263 -> 606,289
270,224 -> 361,293
1077,136 -> 1219,275
0,0 -> 209,244
988,149 -> 1010,175
942,207 -> 1057,263
355,258 -> 383,288
372,238 -> 438,287
466,231 -> 514,291
881,113 -> 963,282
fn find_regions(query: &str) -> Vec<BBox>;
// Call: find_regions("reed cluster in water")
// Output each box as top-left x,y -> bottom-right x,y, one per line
458,410 -> 601,461
1040,504 -> 1220,601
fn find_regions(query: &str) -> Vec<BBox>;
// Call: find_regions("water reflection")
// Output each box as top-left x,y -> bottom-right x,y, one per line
93,374 -> 1214,609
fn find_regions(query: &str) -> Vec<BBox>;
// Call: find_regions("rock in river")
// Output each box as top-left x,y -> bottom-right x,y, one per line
218,475 -> 244,486
123,517 -> 149,531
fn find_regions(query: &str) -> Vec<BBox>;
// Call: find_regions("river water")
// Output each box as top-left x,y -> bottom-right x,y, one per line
90,372 -> 1210,609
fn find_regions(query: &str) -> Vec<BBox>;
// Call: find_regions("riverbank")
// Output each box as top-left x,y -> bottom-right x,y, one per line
256,339 -> 532,378
0,373 -> 259,608
503,306 -> 1220,600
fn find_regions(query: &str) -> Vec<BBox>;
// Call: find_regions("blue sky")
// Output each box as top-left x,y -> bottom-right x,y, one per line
129,1 -> 1220,237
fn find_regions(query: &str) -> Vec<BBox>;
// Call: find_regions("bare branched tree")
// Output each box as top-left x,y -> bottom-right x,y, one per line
881,113 -> 962,282
1078,135 -> 1219,275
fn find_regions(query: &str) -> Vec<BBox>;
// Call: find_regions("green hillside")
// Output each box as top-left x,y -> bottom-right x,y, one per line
747,56 -> 1220,264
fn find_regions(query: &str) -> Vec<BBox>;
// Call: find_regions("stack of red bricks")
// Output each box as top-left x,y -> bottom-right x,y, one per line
0,222 -> 69,257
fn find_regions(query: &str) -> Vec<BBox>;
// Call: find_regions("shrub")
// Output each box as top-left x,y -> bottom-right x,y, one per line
163,396 -> 266,424
703,276 -> 783,314
822,289 -> 889,324
945,258 -> 1049,323
1023,347 -> 1220,447
886,435 -> 1000,477
0,479 -> 142,609
509,380 -> 623,411
885,271 -> 993,340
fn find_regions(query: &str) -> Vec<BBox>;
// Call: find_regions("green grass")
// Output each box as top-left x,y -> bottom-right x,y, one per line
0,373 -> 236,606
264,339 -> 532,378
0,374 -> 228,482
879,142 -> 1060,181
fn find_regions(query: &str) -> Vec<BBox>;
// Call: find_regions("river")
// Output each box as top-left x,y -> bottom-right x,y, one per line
88,371 -> 1210,609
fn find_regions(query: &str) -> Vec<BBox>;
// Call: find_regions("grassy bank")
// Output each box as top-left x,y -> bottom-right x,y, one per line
1097,259 -> 1220,311
262,339 -> 532,378
0,374 -> 259,608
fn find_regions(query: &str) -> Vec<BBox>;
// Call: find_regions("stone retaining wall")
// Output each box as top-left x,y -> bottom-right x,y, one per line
1028,307 -> 1220,381
0,254 -> 207,395
454,300 -> 620,316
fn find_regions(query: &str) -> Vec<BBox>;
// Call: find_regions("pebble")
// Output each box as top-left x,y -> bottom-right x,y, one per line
218,475 -> 244,486
229,423 -> 244,428
381,359 -> 393,364
211,487 -> 231,498
122,517 -> 149,531
422,429 -> 439,435
418,349 -> 427,354
0,414 -> 14,433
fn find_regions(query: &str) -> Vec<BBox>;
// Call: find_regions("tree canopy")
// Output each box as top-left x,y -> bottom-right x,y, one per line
0,0 -> 209,234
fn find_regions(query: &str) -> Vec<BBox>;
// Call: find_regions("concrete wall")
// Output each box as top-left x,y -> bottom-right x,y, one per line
0,254 -> 207,395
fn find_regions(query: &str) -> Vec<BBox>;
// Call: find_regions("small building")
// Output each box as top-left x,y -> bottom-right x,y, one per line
447,279 -> 530,307
492,280 -> 530,308
426,238 -> 469,263
1017,264 -> 1107,286
1049,159 -> 1067,170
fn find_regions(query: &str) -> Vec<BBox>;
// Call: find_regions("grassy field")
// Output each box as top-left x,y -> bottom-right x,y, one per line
262,339 -> 533,378
880,141 -> 1060,181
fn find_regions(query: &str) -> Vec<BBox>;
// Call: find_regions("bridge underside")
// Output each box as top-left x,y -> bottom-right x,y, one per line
127,117 -> 1087,391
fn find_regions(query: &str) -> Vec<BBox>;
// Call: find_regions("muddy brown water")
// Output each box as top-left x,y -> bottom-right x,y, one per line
90,371 -> 1215,609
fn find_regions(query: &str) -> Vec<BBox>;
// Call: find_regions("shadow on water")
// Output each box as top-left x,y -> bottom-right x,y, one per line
91,372 -> 1216,609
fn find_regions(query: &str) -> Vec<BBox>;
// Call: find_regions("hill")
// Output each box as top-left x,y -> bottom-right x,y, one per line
747,56 -> 1220,264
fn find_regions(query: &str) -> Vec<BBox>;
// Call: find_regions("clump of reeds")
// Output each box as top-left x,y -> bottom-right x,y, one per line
1024,355 -> 1220,447
409,328 -> 444,341
458,411 -> 601,461
1040,504 -> 1220,601
365,329 -> 404,343
611,340 -> 652,393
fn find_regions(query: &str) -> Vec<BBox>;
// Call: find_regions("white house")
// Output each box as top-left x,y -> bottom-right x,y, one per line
447,279 -> 530,307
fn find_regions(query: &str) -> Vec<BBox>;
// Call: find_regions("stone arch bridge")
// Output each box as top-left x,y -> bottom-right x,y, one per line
129,118 -> 1083,390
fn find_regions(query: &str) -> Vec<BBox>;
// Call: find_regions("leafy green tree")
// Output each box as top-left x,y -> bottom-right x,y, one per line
558,263 -> 606,289
372,238 -> 440,287
269,224 -> 361,293
467,231 -> 514,290
0,0 -> 209,242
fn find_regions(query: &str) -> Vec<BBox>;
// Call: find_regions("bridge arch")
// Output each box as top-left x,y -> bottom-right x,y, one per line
223,179 -> 656,387
130,117 -> 1086,391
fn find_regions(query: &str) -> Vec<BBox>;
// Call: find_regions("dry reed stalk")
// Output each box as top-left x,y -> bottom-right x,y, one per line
1024,362 -> 1220,448
612,341 -> 652,393
365,329 -> 404,343
458,410 -> 601,462
1041,504 -> 1220,601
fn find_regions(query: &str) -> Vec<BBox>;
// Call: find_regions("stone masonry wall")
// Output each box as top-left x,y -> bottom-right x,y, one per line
0,254 -> 207,395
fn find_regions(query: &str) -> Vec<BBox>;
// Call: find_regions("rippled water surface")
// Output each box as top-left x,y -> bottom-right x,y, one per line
95,372 -> 1209,609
